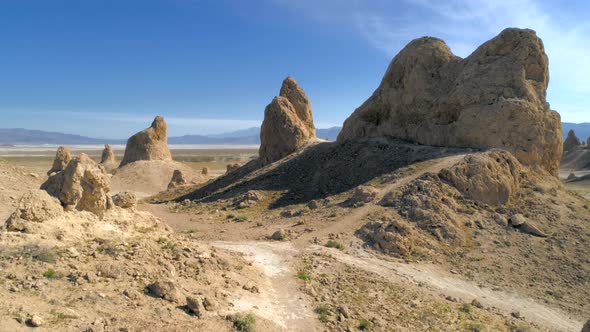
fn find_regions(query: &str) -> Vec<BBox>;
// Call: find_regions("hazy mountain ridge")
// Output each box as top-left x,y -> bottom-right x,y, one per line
1,124 -> 586,145
0,127 -> 342,145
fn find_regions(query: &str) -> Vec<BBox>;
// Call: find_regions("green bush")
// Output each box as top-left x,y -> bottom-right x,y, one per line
325,240 -> 344,250
359,319 -> 372,330
42,268 -> 59,279
232,313 -> 256,332
297,270 -> 311,283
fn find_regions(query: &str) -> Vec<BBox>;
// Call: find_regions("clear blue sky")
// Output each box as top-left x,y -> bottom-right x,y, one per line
1,0 -> 589,138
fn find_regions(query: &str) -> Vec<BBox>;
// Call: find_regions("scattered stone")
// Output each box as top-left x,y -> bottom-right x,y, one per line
186,296 -> 204,317
337,28 -> 562,176
28,315 -> 43,327
233,190 -> 264,208
47,146 -> 72,175
271,229 -> 288,241
167,170 -> 186,189
4,190 -> 63,232
120,116 -> 172,167
511,311 -> 521,319
203,297 -> 217,311
259,77 -> 316,165
147,279 -> 182,303
111,191 -> 137,209
471,299 -> 484,308
347,186 -> 378,206
492,213 -> 508,227
41,154 -> 112,218
307,200 -> 319,210
242,283 -> 259,293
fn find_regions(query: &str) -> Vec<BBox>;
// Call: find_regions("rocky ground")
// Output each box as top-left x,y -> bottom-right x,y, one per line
1,140 -> 589,332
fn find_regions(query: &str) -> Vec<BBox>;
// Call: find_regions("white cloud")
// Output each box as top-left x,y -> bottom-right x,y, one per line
266,0 -> 590,121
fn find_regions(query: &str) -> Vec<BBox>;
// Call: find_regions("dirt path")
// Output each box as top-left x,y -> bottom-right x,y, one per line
293,154 -> 466,247
211,241 -> 319,332
315,246 -> 583,332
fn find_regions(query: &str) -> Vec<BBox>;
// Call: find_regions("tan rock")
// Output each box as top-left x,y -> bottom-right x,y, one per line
167,169 -> 186,189
438,151 -> 521,206
201,167 -> 209,175
279,76 -> 315,136
100,144 -> 116,164
4,190 -> 63,232
47,146 -> 72,175
563,130 -> 581,152
41,153 -> 111,218
259,78 -> 316,165
120,116 -> 172,167
147,279 -> 182,303
347,186 -> 379,206
338,28 -> 562,176
111,191 -> 137,209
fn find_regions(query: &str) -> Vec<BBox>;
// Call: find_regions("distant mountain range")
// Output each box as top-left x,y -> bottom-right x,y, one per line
0,126 -> 342,145
1,123 -> 586,145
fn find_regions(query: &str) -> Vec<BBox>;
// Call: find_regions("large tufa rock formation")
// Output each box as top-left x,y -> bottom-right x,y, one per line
338,28 -> 562,176
41,153 -> 112,217
259,77 -> 316,165
563,129 -> 581,152
47,146 -> 72,175
100,144 -> 116,164
120,116 -> 172,167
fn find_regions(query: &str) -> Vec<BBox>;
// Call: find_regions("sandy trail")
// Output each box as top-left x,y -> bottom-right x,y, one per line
211,241 -> 319,332
294,154 -> 466,247
316,246 -> 583,332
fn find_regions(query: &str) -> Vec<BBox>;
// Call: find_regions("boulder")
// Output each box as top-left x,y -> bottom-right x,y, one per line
582,320 -> 590,332
347,186 -> 379,206
337,28 -> 562,176
111,191 -> 137,209
167,169 -> 186,189
201,167 -> 209,175
147,279 -> 182,303
41,154 -> 112,218
438,151 -> 521,206
259,77 -> 316,165
4,190 -> 63,232
120,116 -> 172,167
100,144 -> 116,164
271,229 -> 288,241
47,146 -> 72,175
509,214 -> 547,237
186,296 -> 204,317
233,190 -> 263,208
563,129 -> 582,152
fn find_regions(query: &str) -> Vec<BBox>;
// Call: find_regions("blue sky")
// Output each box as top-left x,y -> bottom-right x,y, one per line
0,0 -> 589,138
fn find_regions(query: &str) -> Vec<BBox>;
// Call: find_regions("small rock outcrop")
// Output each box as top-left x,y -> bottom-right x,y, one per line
337,28 -> 562,176
259,77 -> 317,165
120,116 -> 172,167
41,154 -> 112,217
47,146 -> 72,175
226,163 -> 240,174
233,190 -> 264,208
346,186 -> 379,206
4,190 -> 64,232
563,130 -> 582,152
438,150 -> 521,206
201,167 -> 209,175
100,144 -> 116,164
111,191 -> 137,209
147,279 -> 182,303
167,169 -> 186,189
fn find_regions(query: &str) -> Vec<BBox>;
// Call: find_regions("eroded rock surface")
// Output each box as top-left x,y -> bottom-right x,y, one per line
120,116 -> 172,167
259,77 -> 316,165
4,190 -> 63,232
47,146 -> 72,175
338,28 -> 562,175
167,169 -> 186,189
41,154 -> 112,217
